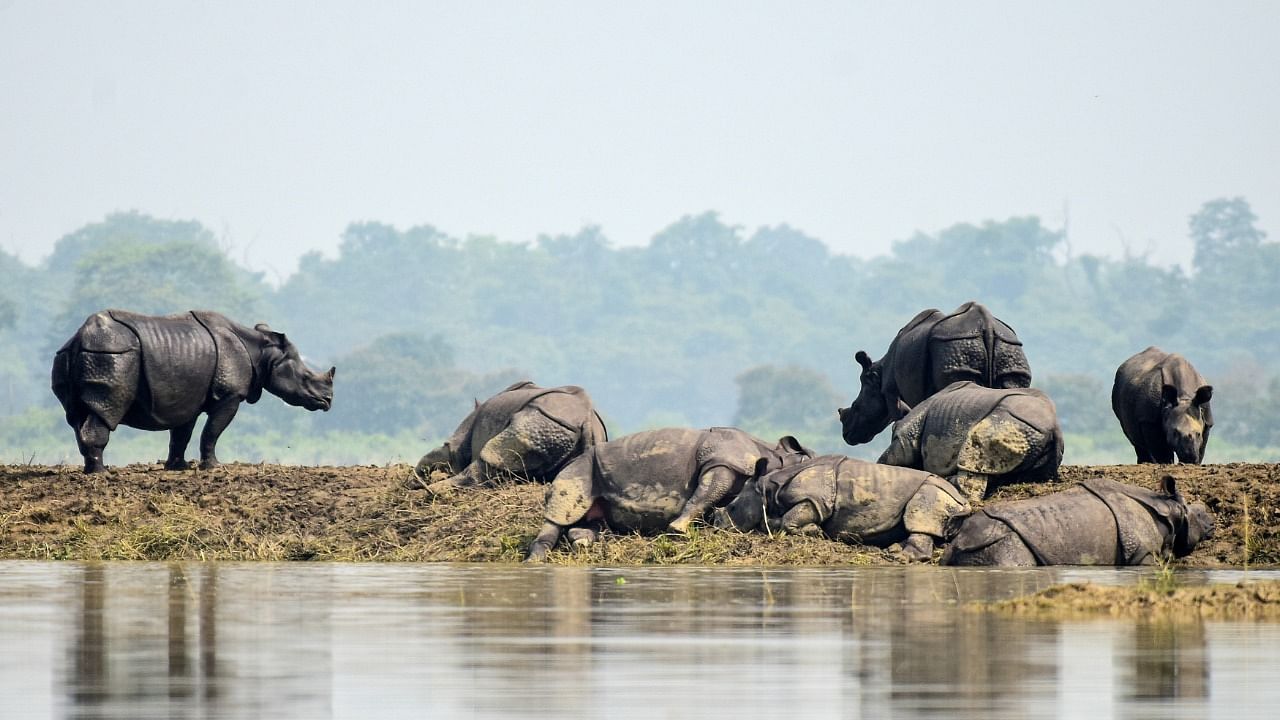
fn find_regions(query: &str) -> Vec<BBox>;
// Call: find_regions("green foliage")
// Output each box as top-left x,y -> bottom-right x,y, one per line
1034,374 -> 1113,435
45,210 -> 222,274
2,201 -> 1279,466
733,364 -> 845,451
0,295 -> 14,332
1191,197 -> 1266,273
58,239 -> 264,330
327,332 -> 523,437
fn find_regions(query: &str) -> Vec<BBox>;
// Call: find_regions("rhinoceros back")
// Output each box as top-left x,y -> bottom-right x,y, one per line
108,311 -> 217,427
55,312 -> 142,429
975,486 -> 1122,564
912,382 -> 1008,475
467,381 -> 545,453
593,428 -> 705,531
1112,347 -> 1167,430
917,383 -> 1060,477
826,458 -> 934,544
928,302 -> 1030,393
468,382 -> 604,464
594,428 -> 767,531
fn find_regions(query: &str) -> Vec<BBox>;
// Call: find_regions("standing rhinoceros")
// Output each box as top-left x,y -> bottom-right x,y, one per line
712,454 -> 971,561
877,381 -> 1063,502
525,427 -> 812,561
838,301 -> 1031,446
941,476 -> 1214,566
413,381 -> 607,494
1112,347 -> 1213,464
51,310 -> 334,473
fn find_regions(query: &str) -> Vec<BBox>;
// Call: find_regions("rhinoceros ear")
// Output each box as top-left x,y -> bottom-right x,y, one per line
258,328 -> 288,348
1161,384 -> 1179,406
855,351 -> 873,371
1159,474 -> 1180,498
327,366 -> 336,379
1194,385 -> 1213,405
895,398 -> 913,417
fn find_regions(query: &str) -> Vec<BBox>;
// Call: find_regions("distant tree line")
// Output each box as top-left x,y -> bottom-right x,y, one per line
0,198 -> 1276,465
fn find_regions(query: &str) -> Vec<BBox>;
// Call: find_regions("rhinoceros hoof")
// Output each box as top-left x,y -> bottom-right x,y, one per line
897,535 -> 935,562
164,459 -> 191,471
567,527 -> 597,548
198,458 -> 220,470
422,479 -> 463,500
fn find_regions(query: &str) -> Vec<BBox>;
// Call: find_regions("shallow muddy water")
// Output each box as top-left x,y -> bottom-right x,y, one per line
0,562 -> 1277,719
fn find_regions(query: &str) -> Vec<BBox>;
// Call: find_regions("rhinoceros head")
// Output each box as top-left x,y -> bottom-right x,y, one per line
838,351 -> 892,446
1161,384 -> 1213,464
1159,475 -> 1215,556
255,324 -> 334,412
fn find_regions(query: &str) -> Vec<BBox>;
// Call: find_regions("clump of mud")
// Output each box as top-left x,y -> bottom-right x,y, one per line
987,580 -> 1280,620
0,461 -> 1276,565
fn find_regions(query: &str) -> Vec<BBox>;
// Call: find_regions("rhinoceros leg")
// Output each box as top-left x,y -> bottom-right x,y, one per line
900,481 -> 971,561
712,481 -> 766,532
423,464 -> 484,498
777,501 -> 823,535
949,471 -> 989,504
669,466 -> 741,533
526,455 -> 597,561
566,523 -> 601,548
951,409 -> 1032,501
478,409 -> 578,480
526,522 -> 564,562
75,412 -> 111,474
198,399 -> 241,469
165,419 -> 197,470
1139,423 -> 1174,464
941,516 -> 1038,567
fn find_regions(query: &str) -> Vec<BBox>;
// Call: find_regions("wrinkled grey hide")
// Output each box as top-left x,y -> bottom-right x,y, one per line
413,381 -> 608,494
525,428 -> 813,561
941,476 -> 1214,566
878,381 -> 1063,501
1112,347 -> 1213,464
713,454 -> 971,561
839,301 -> 1031,446
51,310 -> 334,473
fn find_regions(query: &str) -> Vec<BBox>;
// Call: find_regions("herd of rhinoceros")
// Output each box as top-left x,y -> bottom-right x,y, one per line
49,303 -> 1217,566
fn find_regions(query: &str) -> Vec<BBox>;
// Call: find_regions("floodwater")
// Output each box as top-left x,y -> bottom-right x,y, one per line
0,562 -> 1277,719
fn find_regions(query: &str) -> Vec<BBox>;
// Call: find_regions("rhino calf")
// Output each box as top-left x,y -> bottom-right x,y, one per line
941,476 -> 1214,566
413,381 -> 607,495
713,455 -> 971,561
525,428 -> 812,561
878,381 -> 1063,502
51,310 -> 334,473
1112,347 -> 1213,464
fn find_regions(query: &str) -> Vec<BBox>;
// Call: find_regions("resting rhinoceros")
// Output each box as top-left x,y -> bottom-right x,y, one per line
838,301 -> 1031,446
412,381 -> 607,494
1112,347 -> 1213,464
525,427 -> 813,561
51,310 -> 334,473
877,381 -> 1063,502
941,476 -> 1214,566
712,454 -> 971,561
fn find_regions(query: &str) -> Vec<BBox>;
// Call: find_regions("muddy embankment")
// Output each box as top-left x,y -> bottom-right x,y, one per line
0,462 -> 1277,566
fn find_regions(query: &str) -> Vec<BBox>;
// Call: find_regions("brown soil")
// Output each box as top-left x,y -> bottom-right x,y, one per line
0,462 -> 1275,565
987,580 -> 1280,620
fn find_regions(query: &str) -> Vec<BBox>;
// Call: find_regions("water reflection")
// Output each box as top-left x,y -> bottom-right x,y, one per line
0,562 -> 1277,719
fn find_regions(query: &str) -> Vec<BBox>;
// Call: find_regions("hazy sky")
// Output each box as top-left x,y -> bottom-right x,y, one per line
2,1 -> 1277,279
